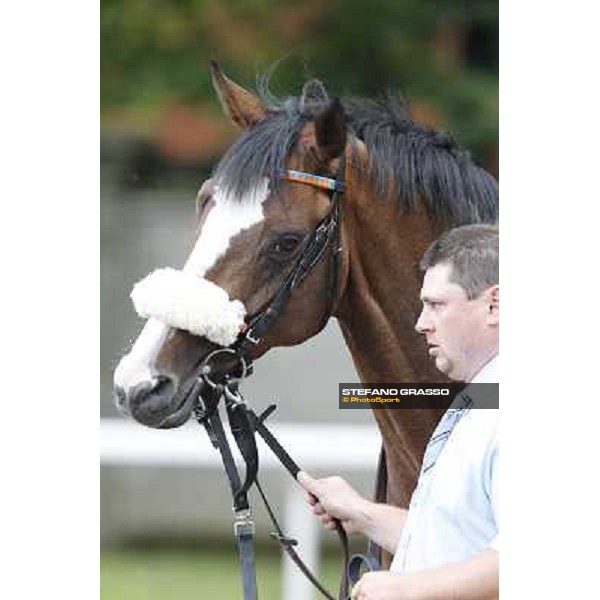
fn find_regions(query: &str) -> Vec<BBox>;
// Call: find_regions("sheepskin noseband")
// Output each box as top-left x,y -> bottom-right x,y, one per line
130,268 -> 246,346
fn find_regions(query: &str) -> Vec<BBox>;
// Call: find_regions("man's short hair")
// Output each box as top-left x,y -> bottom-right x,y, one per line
420,224 -> 499,299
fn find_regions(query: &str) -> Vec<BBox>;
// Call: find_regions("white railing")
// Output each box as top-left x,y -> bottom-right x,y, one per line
100,418 -> 381,600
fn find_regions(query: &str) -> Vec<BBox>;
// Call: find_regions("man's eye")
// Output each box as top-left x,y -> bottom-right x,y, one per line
425,301 -> 441,309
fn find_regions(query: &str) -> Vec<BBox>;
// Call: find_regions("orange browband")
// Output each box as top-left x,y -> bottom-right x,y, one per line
276,169 -> 345,193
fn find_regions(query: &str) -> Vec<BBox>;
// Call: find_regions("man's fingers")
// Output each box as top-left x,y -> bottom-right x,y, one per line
321,515 -> 335,529
312,502 -> 326,516
297,470 -> 316,493
298,472 -> 322,509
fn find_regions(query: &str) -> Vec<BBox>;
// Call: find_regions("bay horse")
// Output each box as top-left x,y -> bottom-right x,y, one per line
114,62 -> 498,531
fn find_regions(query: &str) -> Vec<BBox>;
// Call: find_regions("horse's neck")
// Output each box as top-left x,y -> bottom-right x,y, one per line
335,190 -> 446,506
336,191 -> 443,383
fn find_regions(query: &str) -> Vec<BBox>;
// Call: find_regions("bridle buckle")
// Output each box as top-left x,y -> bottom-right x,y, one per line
233,508 -> 255,537
244,330 -> 261,346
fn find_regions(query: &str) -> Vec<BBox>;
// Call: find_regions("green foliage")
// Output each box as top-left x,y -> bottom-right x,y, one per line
101,0 -> 214,107
101,0 -> 497,164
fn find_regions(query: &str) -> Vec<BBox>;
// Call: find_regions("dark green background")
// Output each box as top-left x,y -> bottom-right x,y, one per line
101,0 -> 498,177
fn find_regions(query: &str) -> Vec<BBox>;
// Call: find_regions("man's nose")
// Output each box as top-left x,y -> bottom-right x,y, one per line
415,308 -> 431,334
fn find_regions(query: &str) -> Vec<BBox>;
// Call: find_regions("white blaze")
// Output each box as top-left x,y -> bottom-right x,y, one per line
113,318 -> 169,392
114,180 -> 269,395
184,180 -> 269,275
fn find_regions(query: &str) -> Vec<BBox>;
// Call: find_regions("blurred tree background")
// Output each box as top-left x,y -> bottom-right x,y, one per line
101,4 -> 497,593
101,0 -> 498,185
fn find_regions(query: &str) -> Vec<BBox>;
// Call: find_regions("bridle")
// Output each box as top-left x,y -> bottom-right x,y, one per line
191,157 -> 380,599
192,159 -> 346,388
235,162 -> 345,354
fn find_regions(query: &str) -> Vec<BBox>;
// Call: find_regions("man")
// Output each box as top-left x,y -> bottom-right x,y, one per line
298,224 -> 499,600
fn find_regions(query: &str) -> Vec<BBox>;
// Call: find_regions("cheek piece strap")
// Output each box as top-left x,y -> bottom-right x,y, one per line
234,158 -> 346,357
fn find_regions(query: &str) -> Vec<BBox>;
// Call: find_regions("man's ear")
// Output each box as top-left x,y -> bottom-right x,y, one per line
210,60 -> 267,129
314,97 -> 347,163
486,285 -> 499,326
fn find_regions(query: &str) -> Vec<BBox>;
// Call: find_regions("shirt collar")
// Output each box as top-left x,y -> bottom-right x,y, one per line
470,354 -> 499,384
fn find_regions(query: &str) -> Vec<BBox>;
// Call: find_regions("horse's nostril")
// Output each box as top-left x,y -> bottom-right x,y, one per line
127,376 -> 176,410
152,375 -> 175,398
114,386 -> 127,410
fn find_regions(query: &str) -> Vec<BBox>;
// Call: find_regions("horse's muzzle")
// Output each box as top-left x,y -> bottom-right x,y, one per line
114,375 -> 194,428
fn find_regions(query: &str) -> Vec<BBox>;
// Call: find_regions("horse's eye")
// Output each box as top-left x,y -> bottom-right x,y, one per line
270,234 -> 302,256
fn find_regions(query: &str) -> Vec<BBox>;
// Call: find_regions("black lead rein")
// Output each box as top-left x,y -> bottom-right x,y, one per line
195,384 -> 350,600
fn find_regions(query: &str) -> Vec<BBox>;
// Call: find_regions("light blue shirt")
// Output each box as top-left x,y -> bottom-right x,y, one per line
390,356 -> 499,573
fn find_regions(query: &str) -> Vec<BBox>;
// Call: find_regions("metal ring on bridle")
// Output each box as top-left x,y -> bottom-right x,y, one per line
198,348 -> 249,389
224,384 -> 245,406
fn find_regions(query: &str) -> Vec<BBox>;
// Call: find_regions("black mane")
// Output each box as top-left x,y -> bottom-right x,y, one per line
213,81 -> 498,225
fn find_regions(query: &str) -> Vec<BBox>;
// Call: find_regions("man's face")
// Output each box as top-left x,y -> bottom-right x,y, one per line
415,263 -> 498,382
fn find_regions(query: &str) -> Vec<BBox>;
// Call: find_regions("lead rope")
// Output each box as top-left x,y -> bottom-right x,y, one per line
195,390 -> 258,600
243,394 -> 351,600
254,479 -> 343,600
196,383 -> 353,600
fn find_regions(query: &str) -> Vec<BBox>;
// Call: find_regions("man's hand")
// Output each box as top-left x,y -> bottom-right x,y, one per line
297,471 -> 369,534
297,471 -> 408,552
352,549 -> 499,600
352,571 -> 416,600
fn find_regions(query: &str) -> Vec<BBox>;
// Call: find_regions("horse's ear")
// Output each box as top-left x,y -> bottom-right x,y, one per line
314,98 -> 347,163
209,60 -> 267,129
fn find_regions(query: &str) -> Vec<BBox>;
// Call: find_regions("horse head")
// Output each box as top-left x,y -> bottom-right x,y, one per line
114,62 -> 354,428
